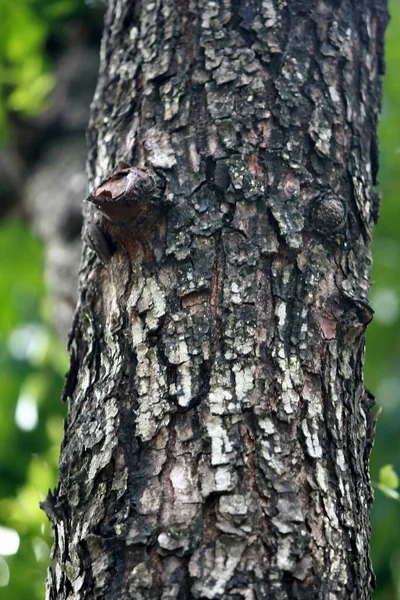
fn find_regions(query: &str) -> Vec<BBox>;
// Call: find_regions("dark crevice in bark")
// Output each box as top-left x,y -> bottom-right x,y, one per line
210,231 -> 225,360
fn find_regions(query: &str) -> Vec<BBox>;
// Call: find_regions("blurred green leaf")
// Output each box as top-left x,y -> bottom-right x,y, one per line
0,0 -> 96,140
379,465 -> 399,491
0,221 -> 44,336
42,0 -> 80,18
7,71 -> 54,115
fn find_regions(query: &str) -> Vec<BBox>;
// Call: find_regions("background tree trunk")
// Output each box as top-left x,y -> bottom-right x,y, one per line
44,1 -> 389,598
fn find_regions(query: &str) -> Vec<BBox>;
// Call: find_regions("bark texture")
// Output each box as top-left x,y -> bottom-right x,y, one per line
45,1 -> 388,598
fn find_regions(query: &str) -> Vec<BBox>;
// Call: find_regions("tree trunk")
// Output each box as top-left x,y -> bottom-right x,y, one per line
44,1 -> 389,598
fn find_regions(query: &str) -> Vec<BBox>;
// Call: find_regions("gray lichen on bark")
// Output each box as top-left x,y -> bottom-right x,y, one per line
45,1 -> 388,598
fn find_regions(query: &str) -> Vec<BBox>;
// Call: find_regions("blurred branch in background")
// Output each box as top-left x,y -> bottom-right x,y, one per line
0,0 -> 399,599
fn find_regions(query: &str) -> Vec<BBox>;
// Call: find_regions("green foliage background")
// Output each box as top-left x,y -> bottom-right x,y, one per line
0,0 -> 92,144
0,0 -> 399,598
367,2 -> 400,596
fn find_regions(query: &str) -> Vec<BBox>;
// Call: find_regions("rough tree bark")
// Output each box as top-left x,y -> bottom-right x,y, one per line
43,1 -> 389,598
